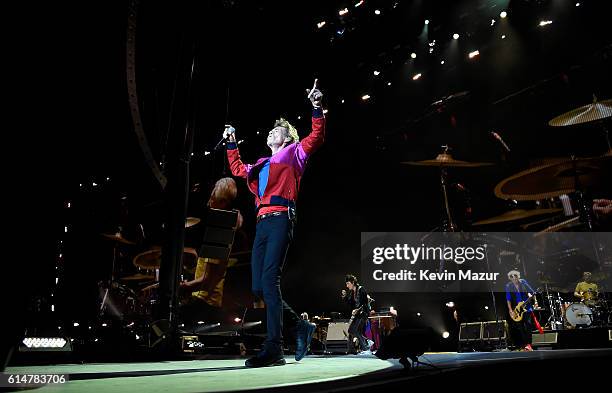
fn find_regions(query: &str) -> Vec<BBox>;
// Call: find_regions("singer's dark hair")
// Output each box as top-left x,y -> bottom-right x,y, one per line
345,274 -> 358,284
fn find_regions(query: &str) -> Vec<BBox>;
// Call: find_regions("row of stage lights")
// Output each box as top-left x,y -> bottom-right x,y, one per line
314,3 -> 573,105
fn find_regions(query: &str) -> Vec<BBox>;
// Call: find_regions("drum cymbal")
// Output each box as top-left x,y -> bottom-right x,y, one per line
133,247 -> 198,270
549,98 -> 612,127
101,233 -> 136,245
403,153 -> 494,168
186,217 -> 201,228
495,155 -> 612,201
119,273 -> 155,282
473,208 -> 562,226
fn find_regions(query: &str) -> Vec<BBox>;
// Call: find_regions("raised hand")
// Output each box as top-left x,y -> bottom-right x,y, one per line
306,79 -> 323,108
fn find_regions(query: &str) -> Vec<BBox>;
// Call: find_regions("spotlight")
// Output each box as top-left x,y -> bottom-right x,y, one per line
374,9 -> 381,15
539,20 -> 553,26
442,331 -> 450,339
317,21 -> 326,29
425,19 -> 429,25
501,34 -> 506,39
412,73 -> 422,80
484,306 -> 489,310
339,8 -> 349,16
355,0 -> 364,7
410,52 -> 416,59
234,317 -> 242,323
452,33 -> 459,40
204,151 -> 211,156
21,337 -> 72,351
500,11 -> 507,18
323,109 -> 329,114
429,48 -> 434,54
361,94 -> 371,101
416,312 -> 422,316
373,70 -> 381,76
297,116 -> 302,120
73,322 -> 79,327
387,82 -> 392,86
491,19 -> 496,26
468,50 -> 480,59
445,302 -> 455,308
440,60 -> 445,65
575,2 -> 580,6
341,99 -> 345,104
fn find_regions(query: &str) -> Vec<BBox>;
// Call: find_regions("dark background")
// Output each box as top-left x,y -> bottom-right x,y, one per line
26,0 -> 612,347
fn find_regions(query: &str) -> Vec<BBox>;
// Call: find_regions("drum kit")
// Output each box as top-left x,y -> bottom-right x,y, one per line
402,96 -> 612,233
535,273 -> 612,330
97,217 -> 202,322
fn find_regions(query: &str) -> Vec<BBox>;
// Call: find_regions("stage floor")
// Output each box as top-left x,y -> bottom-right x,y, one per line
7,349 -> 612,392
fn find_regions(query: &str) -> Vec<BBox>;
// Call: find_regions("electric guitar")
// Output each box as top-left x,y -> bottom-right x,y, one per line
511,288 -> 541,322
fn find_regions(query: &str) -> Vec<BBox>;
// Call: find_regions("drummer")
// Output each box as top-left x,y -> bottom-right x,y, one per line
574,272 -> 599,306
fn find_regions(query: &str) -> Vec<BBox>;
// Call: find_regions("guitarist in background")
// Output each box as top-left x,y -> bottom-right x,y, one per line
342,274 -> 371,354
505,270 -> 538,351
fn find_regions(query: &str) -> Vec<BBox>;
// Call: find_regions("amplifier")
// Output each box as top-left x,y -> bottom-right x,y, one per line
482,320 -> 508,340
326,322 -> 349,341
532,332 -> 558,347
459,322 -> 482,341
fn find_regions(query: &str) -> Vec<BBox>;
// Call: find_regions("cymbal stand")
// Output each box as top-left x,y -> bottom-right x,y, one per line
440,167 -> 457,232
100,236 -> 121,316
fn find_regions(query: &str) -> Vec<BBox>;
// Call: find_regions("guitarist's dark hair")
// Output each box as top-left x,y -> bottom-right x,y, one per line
345,274 -> 358,285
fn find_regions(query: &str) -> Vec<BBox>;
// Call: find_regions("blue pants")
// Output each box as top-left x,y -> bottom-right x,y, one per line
251,214 -> 300,354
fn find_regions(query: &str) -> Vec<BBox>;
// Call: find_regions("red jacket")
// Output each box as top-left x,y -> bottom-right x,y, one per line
227,111 -> 325,216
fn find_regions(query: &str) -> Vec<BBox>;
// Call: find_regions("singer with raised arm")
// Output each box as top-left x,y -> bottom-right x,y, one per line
224,79 -> 324,368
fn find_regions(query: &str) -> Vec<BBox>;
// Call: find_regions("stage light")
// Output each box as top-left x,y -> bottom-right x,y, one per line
500,11 -> 507,18
491,19 -> 495,26
135,334 -> 140,340
92,182 -> 98,187
410,52 -> 416,59
539,20 -> 553,26
204,151 -> 211,156
55,277 -> 59,284
412,73 -> 422,80
67,202 -> 71,208
51,305 -> 55,312
106,177 -> 110,181
79,183 -> 82,187
73,322 -> 79,327
355,0 -> 364,7
468,50 -> 480,58
374,9 -> 381,15
64,226 -> 68,233
238,140 -> 244,145
484,306 -> 489,310
425,19 -> 429,25
387,82 -> 392,86
234,317 -> 242,323
317,21 -> 326,29
501,34 -> 506,39
429,48 -> 434,54
323,109 -> 329,114
190,152 -> 194,156
446,302 -> 455,308
297,116 -> 302,120
336,28 -> 345,36
416,312 -> 422,316
339,8 -> 349,16
453,33 -> 459,40
341,99 -> 345,103
575,2 -> 580,6
127,321 -> 135,327
361,94 -> 371,101
102,323 -> 107,327
197,321 -> 205,325
373,70 -> 381,76
442,331 -> 450,339
440,60 -> 445,64
22,337 -> 69,349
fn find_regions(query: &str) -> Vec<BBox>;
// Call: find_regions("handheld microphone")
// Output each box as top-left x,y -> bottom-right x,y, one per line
214,125 -> 235,150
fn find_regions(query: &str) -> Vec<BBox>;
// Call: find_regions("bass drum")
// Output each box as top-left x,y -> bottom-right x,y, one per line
564,302 -> 593,328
